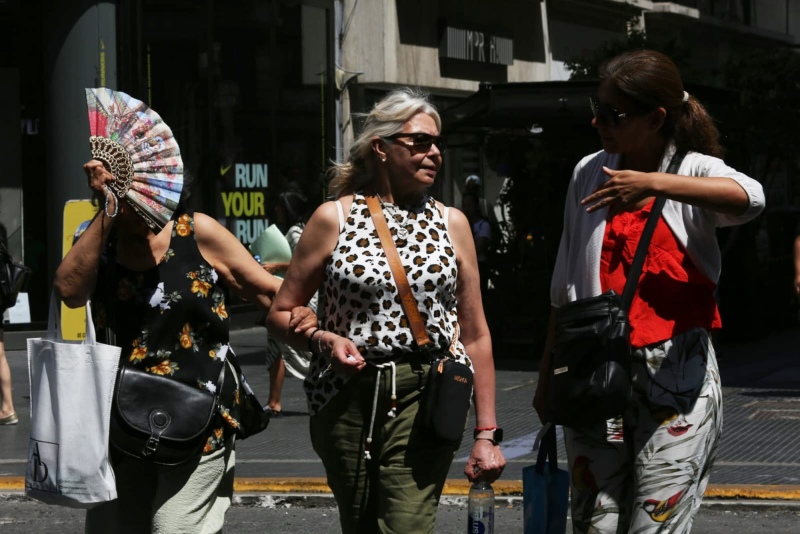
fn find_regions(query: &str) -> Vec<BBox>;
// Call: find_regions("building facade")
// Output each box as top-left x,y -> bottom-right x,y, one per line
0,0 -> 797,323
338,0 -> 799,207
2,0 -> 337,322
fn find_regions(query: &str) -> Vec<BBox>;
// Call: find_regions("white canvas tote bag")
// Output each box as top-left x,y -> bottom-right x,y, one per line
26,296 -> 121,508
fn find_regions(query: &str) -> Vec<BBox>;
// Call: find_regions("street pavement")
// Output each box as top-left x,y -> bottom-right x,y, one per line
2,496 -> 800,533
2,322 -> 800,506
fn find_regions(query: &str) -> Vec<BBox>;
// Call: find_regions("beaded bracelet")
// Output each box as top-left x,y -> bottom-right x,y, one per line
307,328 -> 320,353
317,331 -> 327,357
103,185 -> 119,218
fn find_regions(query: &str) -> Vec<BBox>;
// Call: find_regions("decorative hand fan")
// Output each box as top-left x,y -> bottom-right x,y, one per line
85,88 -> 184,232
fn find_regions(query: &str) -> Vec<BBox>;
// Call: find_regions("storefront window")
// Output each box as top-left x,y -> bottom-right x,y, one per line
119,0 -> 335,247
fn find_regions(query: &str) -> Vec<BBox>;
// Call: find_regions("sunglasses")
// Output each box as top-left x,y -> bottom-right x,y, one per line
589,97 -> 649,127
384,132 -> 446,154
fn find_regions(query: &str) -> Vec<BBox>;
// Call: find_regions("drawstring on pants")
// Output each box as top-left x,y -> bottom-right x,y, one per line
364,361 -> 397,461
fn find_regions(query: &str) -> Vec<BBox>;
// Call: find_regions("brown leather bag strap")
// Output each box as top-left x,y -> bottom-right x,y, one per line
365,195 -> 431,348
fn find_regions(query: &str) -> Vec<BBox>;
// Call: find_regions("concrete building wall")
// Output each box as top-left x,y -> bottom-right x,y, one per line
342,0 -> 549,93
337,0 -> 797,207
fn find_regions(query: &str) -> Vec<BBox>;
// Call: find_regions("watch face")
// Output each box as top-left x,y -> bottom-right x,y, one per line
474,428 -> 504,443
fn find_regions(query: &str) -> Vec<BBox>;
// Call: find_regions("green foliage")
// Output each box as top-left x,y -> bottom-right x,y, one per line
720,48 -> 800,184
565,27 -> 690,81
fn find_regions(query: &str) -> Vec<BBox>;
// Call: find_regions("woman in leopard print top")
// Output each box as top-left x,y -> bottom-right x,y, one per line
267,88 -> 506,533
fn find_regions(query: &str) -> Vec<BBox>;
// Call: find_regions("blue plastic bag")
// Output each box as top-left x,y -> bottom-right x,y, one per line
523,424 -> 570,534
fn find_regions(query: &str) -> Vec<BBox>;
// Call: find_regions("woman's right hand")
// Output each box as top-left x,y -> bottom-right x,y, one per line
84,159 -> 115,192
84,160 -> 118,215
319,331 -> 366,374
261,262 -> 290,275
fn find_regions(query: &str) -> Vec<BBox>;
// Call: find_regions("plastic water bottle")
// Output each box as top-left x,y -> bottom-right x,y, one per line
468,480 -> 494,534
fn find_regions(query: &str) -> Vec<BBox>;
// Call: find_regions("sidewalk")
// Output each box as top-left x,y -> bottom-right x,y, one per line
2,325 -> 800,500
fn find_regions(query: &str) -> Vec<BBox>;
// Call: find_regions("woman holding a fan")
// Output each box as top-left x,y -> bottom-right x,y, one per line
55,160 -> 316,533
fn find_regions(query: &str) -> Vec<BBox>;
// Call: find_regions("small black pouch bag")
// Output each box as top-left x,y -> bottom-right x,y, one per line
423,355 -> 474,443
110,364 -> 224,465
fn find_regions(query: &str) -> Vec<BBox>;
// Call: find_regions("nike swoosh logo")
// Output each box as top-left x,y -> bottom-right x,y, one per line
220,164 -> 233,176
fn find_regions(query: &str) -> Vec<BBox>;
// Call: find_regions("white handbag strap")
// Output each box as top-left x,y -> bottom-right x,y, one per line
47,291 -> 98,345
84,300 -> 97,345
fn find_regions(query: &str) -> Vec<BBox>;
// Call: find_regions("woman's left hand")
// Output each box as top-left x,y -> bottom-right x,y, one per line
582,167 -> 654,214
288,306 -> 317,334
464,439 -> 506,483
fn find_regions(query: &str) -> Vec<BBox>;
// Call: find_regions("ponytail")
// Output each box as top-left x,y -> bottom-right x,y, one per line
670,96 -> 724,159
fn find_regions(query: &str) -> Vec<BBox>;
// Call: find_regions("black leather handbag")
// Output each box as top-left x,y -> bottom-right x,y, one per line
225,350 -> 270,440
547,152 -> 685,427
109,364 -> 225,465
547,289 -> 633,427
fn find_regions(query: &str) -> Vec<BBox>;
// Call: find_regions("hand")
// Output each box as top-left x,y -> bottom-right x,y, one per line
262,262 -> 289,275
84,159 -> 118,215
288,306 -> 317,334
84,159 -> 115,193
324,333 -> 366,374
581,167 -> 654,214
464,439 -> 505,483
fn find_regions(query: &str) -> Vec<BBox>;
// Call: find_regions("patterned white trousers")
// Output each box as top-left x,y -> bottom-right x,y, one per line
564,328 -> 722,534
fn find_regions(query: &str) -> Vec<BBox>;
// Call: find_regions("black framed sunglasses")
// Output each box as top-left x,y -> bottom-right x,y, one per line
589,97 -> 649,127
383,132 -> 446,154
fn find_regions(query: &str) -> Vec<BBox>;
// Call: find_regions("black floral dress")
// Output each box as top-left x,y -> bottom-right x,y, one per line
92,211 -> 241,454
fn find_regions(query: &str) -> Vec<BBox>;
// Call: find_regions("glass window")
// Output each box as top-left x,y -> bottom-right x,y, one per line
120,0 -> 334,247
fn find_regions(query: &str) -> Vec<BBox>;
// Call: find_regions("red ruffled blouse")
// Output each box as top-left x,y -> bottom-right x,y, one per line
600,200 -> 722,349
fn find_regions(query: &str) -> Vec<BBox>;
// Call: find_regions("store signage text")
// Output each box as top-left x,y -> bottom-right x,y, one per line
21,118 -> 40,136
439,26 -> 513,66
222,163 -> 269,244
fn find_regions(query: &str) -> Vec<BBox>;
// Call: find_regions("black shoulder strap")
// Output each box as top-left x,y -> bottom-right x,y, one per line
620,150 -> 686,313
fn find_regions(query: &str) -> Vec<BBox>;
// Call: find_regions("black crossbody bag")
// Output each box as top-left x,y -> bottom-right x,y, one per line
547,152 -> 685,427
0,240 -> 31,312
365,196 -> 473,443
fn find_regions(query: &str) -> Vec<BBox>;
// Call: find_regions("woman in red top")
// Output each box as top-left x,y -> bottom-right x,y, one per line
534,50 -> 765,533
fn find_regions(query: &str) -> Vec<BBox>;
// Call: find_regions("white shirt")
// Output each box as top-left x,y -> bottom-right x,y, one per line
550,144 -> 765,307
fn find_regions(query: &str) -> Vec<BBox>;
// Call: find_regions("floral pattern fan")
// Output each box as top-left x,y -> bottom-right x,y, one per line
85,87 -> 184,232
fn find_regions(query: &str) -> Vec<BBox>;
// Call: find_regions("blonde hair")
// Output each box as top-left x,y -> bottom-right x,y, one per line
328,87 -> 441,198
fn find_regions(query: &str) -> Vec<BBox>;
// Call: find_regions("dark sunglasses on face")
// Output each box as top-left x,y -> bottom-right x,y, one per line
589,97 -> 649,127
383,132 -> 446,154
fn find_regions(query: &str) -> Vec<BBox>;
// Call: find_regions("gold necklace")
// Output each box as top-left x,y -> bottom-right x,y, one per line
376,194 -> 409,241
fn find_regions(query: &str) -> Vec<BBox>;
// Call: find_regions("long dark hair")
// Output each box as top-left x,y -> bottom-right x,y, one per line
599,50 -> 724,158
